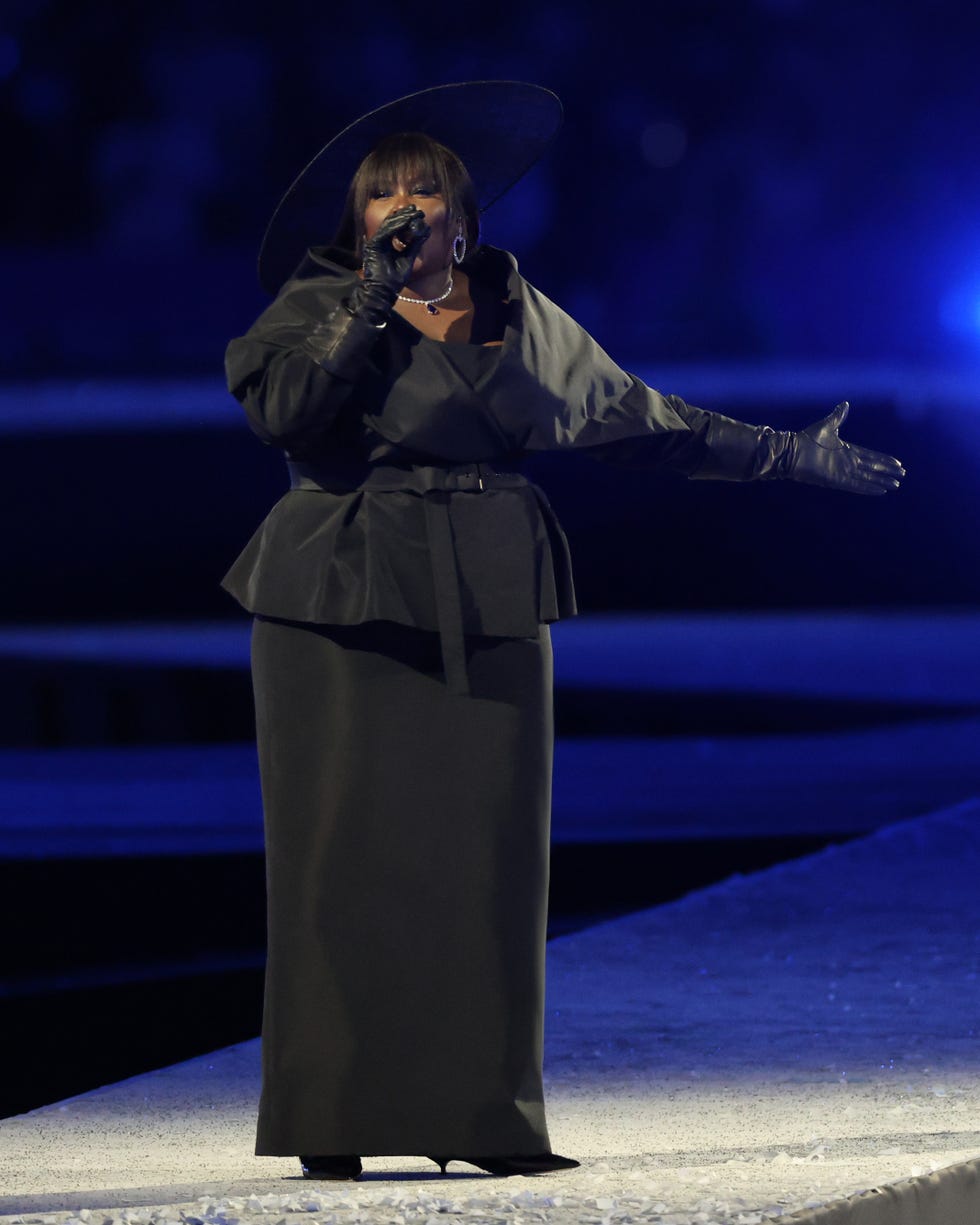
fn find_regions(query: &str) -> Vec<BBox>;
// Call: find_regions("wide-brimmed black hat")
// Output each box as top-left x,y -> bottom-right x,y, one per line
257,81 -> 563,294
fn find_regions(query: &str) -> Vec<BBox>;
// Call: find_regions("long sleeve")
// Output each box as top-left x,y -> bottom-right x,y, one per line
504,265 -> 779,480
584,379 -> 781,481
225,270 -> 383,451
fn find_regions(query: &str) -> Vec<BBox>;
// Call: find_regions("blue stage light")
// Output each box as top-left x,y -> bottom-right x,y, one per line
939,280 -> 980,340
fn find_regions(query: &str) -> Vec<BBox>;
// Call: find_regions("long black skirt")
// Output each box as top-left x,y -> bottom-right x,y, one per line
250,616 -> 555,1157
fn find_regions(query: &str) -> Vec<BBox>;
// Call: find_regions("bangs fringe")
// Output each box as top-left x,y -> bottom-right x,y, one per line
334,132 -> 481,257
359,133 -> 451,196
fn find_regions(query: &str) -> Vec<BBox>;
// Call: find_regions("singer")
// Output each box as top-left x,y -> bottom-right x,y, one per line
223,82 -> 905,1181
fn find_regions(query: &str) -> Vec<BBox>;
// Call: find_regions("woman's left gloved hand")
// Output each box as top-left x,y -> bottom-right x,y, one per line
770,402 -> 905,494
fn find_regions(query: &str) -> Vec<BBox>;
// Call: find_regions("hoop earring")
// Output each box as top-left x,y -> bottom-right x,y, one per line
452,233 -> 467,265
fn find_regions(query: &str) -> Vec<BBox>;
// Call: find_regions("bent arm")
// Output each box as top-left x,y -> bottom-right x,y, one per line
225,301 -> 385,449
228,213 -> 432,448
225,259 -> 399,450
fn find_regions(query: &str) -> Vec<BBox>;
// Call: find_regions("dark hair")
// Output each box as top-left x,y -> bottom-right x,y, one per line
333,131 -> 481,257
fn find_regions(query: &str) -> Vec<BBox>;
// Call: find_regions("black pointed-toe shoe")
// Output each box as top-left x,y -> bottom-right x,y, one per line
299,1154 -> 363,1180
429,1153 -> 580,1176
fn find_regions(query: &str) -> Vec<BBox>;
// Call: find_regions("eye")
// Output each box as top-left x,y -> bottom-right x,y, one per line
412,183 -> 438,196
370,188 -> 393,199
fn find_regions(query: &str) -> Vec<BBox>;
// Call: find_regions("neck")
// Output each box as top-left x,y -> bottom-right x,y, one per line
402,265 -> 454,302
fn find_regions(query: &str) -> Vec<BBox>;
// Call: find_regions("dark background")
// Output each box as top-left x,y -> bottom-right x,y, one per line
3,0 -> 980,613
6,0 -> 980,374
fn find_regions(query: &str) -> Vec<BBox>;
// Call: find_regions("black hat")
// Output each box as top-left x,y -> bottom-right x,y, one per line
257,81 -> 563,294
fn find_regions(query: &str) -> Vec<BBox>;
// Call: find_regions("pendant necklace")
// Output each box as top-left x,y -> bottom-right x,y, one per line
397,273 -> 454,316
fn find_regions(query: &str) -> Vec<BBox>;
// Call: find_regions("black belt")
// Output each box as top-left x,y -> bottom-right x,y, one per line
287,460 -> 527,696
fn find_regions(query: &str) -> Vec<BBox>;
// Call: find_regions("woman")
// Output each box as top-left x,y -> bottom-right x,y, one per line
223,83 -> 904,1182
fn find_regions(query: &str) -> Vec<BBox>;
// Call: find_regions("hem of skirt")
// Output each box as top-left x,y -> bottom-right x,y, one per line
255,1147 -> 556,1158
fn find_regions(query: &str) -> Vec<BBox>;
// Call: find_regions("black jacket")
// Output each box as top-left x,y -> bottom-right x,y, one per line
222,245 -> 773,687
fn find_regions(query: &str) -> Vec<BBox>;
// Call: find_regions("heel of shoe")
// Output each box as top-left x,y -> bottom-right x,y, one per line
426,1152 -> 579,1177
464,1153 -> 580,1176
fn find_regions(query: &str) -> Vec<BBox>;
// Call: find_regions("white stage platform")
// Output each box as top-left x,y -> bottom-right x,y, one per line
2,801 -> 979,1225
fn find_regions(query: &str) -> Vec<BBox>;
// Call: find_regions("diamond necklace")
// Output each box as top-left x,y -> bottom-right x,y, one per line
397,272 -> 454,315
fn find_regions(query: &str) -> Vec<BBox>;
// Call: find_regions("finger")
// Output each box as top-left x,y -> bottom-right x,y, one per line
374,213 -> 414,240
380,204 -> 421,225
839,471 -> 894,494
851,467 -> 903,492
849,444 -> 906,475
804,404 -> 850,447
401,224 -> 431,258
374,207 -> 424,240
864,472 -> 903,488
403,211 -> 430,236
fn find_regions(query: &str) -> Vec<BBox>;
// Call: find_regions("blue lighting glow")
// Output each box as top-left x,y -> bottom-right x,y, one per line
939,280 -> 980,340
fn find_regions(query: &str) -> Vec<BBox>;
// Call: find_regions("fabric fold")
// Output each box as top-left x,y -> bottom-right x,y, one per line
223,243 -> 745,692
221,460 -> 577,689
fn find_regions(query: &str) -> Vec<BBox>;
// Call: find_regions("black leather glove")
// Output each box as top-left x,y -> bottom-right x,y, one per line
300,205 -> 431,380
766,402 -> 905,495
349,205 -> 431,325
690,400 -> 906,491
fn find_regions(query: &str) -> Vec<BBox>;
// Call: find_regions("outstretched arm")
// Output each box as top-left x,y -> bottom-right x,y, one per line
591,384 -> 905,496
688,400 -> 905,494
509,276 -> 904,493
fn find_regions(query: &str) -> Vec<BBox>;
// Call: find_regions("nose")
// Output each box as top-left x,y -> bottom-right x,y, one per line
386,189 -> 415,212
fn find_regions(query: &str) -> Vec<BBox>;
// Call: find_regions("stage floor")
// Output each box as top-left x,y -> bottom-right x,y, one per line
2,799 -> 979,1225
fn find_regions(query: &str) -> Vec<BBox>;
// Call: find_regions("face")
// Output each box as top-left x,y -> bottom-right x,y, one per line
362,172 -> 459,279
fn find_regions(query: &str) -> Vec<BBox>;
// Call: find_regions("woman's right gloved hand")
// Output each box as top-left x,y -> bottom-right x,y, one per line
349,205 -> 431,325
300,205 -> 430,380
